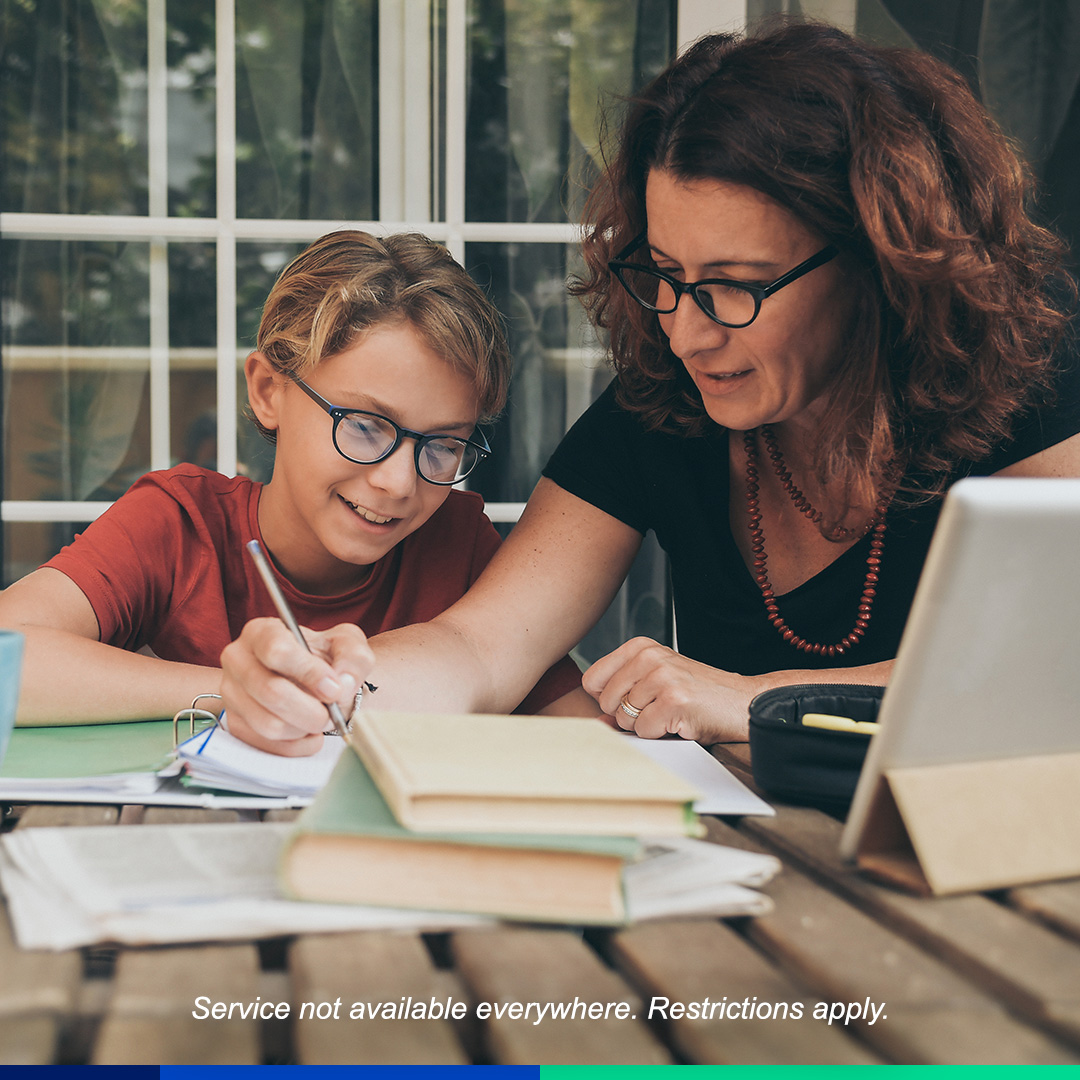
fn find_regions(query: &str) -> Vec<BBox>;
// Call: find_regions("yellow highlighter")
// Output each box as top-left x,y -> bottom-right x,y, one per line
801,712 -> 880,735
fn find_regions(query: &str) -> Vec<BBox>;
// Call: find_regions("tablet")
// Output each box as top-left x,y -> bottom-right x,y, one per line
840,476 -> 1080,862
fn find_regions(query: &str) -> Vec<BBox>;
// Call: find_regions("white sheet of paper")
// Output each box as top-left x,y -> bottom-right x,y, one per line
624,736 -> 774,816
0,775 -> 318,809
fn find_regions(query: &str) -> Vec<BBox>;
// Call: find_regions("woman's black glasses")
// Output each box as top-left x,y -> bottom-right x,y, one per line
608,232 -> 839,328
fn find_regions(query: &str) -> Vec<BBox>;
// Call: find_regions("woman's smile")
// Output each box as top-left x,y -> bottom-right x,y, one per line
690,367 -> 755,394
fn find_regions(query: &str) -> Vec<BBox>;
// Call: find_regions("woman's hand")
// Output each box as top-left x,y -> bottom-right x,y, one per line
582,637 -> 763,744
219,618 -> 375,756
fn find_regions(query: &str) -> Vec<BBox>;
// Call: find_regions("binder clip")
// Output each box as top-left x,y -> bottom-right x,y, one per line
172,693 -> 223,747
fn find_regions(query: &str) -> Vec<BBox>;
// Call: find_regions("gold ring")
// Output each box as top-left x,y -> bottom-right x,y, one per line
618,696 -> 643,720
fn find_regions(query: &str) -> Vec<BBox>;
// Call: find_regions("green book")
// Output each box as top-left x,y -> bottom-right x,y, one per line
281,748 -> 642,925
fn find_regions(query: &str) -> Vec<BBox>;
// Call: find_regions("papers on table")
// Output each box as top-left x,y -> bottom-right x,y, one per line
0,822 -> 489,950
0,771 -> 166,799
0,821 -> 780,949
0,720 -> 342,808
625,736 -> 775,817
625,836 -> 779,922
0,719 -> 314,809
0,771 -> 327,810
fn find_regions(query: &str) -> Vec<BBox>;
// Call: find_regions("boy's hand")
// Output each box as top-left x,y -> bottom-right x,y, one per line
219,618 -> 375,756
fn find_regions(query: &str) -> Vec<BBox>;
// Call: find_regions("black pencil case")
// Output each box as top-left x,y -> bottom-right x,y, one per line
747,683 -> 884,816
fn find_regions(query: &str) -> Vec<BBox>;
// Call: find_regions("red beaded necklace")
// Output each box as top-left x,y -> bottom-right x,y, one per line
742,426 -> 890,657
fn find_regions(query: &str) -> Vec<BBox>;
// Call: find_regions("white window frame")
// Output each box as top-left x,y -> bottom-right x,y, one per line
1,0 -> 747,533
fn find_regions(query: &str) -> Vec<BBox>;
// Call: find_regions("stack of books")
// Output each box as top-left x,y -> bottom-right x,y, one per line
280,712 -> 780,925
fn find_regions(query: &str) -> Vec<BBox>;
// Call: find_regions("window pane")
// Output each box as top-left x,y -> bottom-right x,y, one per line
465,0 -> 676,224
170,242 -> 217,470
464,241 -> 604,502
235,0 -> 378,219
1,0 -> 148,215
0,0 -> 216,218
465,239 -> 668,663
2,240 -> 151,508
234,241 -> 306,482
167,1 -> 218,218
3,521 -> 93,588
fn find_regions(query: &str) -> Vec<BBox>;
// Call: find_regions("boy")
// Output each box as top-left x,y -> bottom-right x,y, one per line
0,231 -> 586,734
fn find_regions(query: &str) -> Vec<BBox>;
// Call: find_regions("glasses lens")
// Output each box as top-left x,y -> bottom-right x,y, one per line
694,282 -> 758,327
336,412 -> 397,462
617,267 -> 674,312
418,437 -> 475,484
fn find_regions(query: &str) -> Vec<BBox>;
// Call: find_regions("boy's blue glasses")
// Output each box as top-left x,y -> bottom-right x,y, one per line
290,375 -> 491,486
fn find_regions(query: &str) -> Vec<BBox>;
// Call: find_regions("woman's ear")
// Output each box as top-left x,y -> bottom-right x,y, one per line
245,352 -> 283,431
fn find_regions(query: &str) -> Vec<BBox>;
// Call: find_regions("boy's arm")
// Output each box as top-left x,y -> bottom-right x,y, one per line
0,568 -> 221,723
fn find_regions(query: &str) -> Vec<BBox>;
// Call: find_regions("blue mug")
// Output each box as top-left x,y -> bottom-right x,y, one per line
0,630 -> 24,768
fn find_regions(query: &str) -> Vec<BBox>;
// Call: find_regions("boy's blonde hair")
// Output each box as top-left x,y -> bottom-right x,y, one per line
251,230 -> 511,441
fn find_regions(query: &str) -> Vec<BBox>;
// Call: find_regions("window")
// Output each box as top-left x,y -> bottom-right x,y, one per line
1,0 -> 699,659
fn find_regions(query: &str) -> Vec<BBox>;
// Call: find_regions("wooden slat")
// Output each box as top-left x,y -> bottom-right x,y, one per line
289,931 -> 468,1064
15,804 -> 119,828
741,805 -> 1080,1050
0,1017 -> 59,1065
617,817 -> 879,1063
613,815 -> 876,1063
708,743 -> 759,795
701,815 -> 773,851
745,861 -> 1077,1064
611,919 -> 879,1064
0,895 -> 81,1066
452,926 -> 670,1065
1009,879 -> 1080,944
92,945 -> 261,1065
141,807 -> 242,824
0,903 -> 82,1017
712,741 -> 752,771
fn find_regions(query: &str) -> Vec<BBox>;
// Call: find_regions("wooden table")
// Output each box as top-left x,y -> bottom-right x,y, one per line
2,743 -> 1079,1066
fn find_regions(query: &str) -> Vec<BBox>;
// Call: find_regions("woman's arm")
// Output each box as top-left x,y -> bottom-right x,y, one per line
584,431 -> 1080,743
375,480 -> 645,711
219,479 -> 643,752
0,568 -> 221,723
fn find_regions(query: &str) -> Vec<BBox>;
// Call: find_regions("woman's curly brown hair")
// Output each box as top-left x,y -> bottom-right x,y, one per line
573,19 -> 1074,523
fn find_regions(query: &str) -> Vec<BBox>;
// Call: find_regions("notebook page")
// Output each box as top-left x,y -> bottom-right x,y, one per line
175,724 -> 346,796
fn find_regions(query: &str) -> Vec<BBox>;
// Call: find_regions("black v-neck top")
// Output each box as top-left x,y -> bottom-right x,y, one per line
543,344 -> 1080,675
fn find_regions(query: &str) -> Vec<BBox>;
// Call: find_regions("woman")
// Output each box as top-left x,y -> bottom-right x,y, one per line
220,20 -> 1080,753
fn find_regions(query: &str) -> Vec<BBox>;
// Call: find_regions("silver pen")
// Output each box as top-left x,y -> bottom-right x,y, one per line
244,538 -> 351,738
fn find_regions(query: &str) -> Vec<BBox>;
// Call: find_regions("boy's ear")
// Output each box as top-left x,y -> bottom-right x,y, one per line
245,352 -> 283,431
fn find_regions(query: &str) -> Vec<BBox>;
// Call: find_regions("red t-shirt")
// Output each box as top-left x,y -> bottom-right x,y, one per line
44,465 -> 581,713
